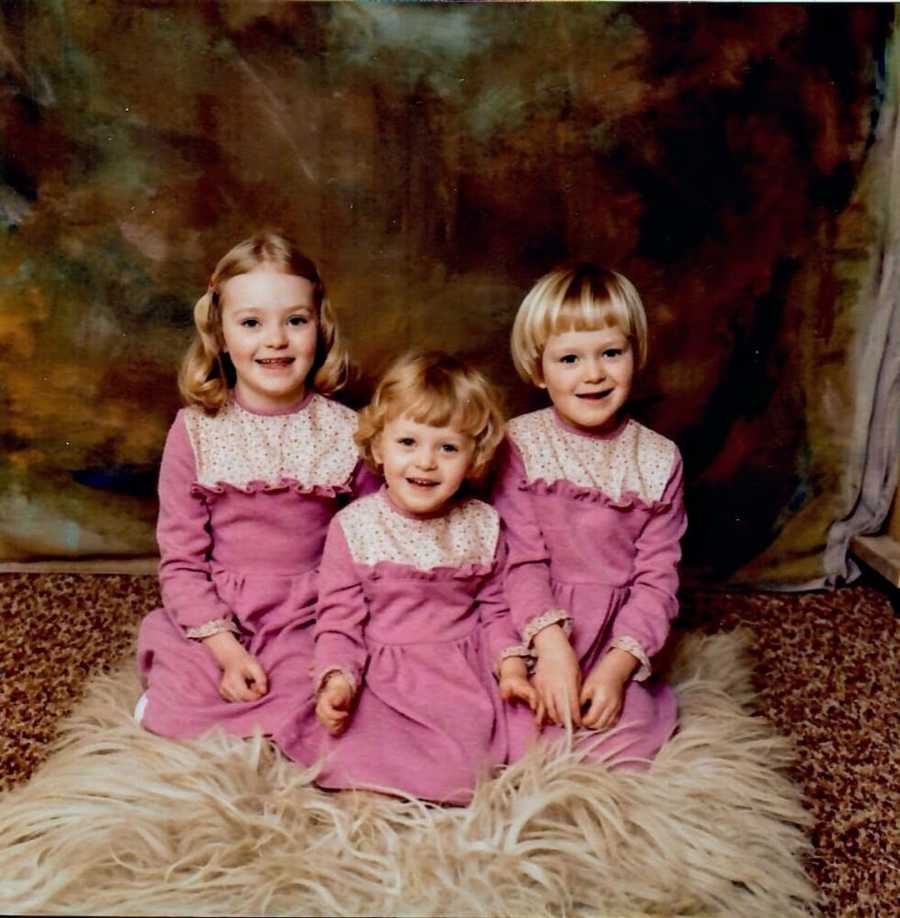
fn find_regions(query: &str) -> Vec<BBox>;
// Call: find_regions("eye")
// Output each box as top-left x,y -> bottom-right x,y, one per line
397,437 -> 415,447
440,443 -> 459,454
240,318 -> 260,328
288,315 -> 309,327
559,354 -> 579,365
603,348 -> 623,358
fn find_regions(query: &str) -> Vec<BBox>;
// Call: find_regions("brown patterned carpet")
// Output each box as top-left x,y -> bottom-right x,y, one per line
1,572 -> 897,917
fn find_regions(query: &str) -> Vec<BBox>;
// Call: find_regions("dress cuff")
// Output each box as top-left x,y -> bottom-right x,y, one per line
522,609 -> 572,648
185,617 -> 239,640
610,636 -> 651,681
314,666 -> 358,698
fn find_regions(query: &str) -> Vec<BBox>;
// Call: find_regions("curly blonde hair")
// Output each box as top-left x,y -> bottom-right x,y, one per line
510,263 -> 648,384
356,351 -> 506,482
178,231 -> 349,413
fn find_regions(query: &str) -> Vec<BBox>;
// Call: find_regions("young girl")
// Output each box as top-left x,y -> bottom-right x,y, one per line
493,264 -> 686,766
292,351 -> 538,804
136,231 -> 377,760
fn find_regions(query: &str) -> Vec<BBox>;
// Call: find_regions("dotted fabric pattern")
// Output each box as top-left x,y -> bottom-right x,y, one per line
183,395 -> 360,490
339,491 -> 500,571
508,409 -> 676,504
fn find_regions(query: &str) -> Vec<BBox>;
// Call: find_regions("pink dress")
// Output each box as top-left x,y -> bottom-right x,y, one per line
296,489 -> 525,805
492,408 -> 687,766
136,390 -> 377,761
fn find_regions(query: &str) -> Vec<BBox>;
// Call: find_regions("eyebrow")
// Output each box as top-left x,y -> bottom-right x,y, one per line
229,304 -> 315,315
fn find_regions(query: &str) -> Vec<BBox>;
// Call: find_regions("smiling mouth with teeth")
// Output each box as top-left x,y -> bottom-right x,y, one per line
256,358 -> 295,367
407,478 -> 439,487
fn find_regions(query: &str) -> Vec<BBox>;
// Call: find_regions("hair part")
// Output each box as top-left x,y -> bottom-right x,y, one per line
356,351 -> 506,482
178,231 -> 349,413
510,263 -> 648,384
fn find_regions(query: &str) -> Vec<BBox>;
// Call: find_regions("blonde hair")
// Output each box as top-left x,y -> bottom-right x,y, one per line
178,231 -> 349,413
356,351 -> 505,482
510,263 -> 648,384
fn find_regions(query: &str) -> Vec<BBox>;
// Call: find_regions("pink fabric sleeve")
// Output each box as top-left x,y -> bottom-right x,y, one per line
490,437 -> 568,640
351,460 -> 383,499
475,534 -> 530,674
156,411 -> 235,633
609,449 -> 687,673
313,518 -> 369,693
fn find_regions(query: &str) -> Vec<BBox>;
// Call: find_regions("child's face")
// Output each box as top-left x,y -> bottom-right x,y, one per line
220,266 -> 318,412
539,326 -> 634,433
373,414 -> 476,516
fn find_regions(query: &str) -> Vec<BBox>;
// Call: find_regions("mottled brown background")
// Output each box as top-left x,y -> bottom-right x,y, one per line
0,2 -> 895,585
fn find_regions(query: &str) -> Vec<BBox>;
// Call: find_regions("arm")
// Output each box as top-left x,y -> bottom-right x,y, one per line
581,450 -> 686,727
156,413 -> 266,701
607,449 -> 687,679
156,413 -> 235,635
476,533 -> 544,723
313,518 -> 369,734
491,437 -> 581,725
490,437 -> 570,643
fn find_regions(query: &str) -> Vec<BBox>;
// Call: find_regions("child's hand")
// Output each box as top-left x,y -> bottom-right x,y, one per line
219,653 -> 268,703
579,648 -> 637,729
498,657 -> 545,726
316,672 -> 354,735
202,631 -> 268,703
532,625 -> 582,727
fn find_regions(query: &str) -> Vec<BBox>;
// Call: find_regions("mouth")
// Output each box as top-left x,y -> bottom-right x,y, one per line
577,389 -> 613,401
406,477 -> 440,489
256,358 -> 295,369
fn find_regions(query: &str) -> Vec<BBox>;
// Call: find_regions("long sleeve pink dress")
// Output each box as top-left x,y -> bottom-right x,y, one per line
491,407 -> 687,766
136,390 -> 377,761
286,488 -> 525,805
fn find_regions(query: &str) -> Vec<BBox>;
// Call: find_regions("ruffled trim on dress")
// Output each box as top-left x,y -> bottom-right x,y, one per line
360,559 -> 495,581
516,477 -> 673,513
610,635 -> 651,682
522,609 -> 572,647
184,617 -> 240,640
314,665 -> 358,698
190,477 -> 353,500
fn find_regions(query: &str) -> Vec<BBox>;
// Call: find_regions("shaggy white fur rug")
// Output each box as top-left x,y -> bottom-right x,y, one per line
0,629 -> 820,917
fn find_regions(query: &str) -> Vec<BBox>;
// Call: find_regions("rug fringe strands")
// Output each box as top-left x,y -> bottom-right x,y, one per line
0,629 -> 822,916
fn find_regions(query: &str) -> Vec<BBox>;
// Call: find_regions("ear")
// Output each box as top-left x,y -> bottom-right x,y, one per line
371,432 -> 384,467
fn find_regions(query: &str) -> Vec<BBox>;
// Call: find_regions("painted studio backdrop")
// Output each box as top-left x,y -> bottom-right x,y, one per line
0,3 -> 896,586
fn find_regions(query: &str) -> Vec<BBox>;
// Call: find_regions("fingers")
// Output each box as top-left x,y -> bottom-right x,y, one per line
520,684 -> 542,721
540,684 -> 581,728
579,682 -> 622,729
325,679 -> 353,711
245,658 -> 268,698
566,680 -> 582,728
315,697 -> 350,735
218,656 -> 268,703
315,679 -> 354,734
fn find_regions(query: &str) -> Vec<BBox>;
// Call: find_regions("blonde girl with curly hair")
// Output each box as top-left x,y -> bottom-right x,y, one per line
289,351 -> 539,804
136,231 -> 377,759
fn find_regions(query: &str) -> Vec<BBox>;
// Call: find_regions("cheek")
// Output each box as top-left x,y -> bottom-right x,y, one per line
296,326 -> 319,353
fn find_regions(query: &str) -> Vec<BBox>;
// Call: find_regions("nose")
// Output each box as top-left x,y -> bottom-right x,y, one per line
264,322 -> 289,349
414,445 -> 438,470
584,357 -> 606,382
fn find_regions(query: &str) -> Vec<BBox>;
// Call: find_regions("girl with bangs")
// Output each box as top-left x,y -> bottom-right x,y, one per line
292,351 -> 539,805
136,231 -> 377,757
493,264 -> 687,768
